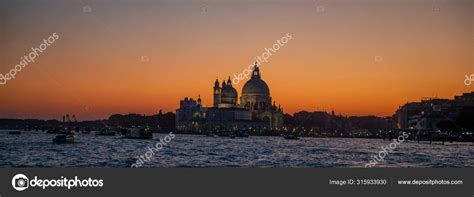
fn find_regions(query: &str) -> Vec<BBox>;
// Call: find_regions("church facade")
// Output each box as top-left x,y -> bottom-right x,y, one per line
176,64 -> 283,132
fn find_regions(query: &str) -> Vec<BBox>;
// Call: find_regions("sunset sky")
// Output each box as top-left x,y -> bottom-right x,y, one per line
0,0 -> 473,120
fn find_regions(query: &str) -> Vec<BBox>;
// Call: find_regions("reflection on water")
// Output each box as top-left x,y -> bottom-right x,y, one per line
0,130 -> 472,168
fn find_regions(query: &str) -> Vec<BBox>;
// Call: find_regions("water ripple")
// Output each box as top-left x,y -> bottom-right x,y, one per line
0,130 -> 472,168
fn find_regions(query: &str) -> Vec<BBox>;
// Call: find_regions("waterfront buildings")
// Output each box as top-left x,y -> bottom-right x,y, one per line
394,92 -> 474,130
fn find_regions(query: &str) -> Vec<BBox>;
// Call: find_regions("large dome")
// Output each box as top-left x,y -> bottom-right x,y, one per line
242,78 -> 270,95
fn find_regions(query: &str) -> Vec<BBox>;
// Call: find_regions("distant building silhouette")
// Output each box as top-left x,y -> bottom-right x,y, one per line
394,92 -> 474,131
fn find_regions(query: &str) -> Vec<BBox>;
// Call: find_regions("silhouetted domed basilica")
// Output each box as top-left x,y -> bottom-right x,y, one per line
176,63 -> 284,132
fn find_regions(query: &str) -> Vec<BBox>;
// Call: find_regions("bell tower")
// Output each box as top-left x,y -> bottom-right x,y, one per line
213,78 -> 221,107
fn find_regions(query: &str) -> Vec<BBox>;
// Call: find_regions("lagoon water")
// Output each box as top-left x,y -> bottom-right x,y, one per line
0,130 -> 472,168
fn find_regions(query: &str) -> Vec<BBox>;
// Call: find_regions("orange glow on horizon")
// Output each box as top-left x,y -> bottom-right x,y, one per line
0,0 -> 472,120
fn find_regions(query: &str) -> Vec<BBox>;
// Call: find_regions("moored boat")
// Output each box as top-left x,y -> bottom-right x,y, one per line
53,134 -> 75,144
217,131 -> 232,137
123,128 -> 153,139
284,134 -> 299,140
236,132 -> 250,137
96,128 -> 116,136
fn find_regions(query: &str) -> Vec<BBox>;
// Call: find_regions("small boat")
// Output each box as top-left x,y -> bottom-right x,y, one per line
53,134 -> 74,144
96,128 -> 116,136
206,133 -> 218,138
8,131 -> 21,135
284,134 -> 299,140
123,128 -> 153,139
230,134 -> 236,139
236,132 -> 250,137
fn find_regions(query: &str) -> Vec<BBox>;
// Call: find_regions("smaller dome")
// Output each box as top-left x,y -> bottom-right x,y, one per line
221,85 -> 238,104
221,86 -> 237,99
